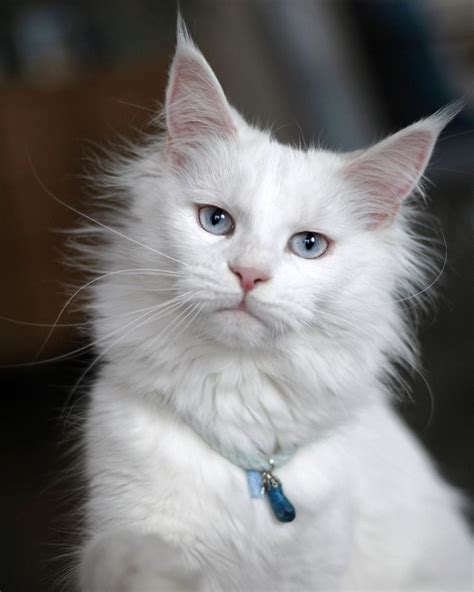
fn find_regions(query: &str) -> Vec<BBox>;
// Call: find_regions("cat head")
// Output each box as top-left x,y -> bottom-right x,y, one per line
95,22 -> 457,360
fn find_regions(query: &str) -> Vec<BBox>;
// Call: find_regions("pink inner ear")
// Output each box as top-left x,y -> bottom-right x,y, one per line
344,128 -> 434,226
392,131 -> 432,200
167,53 -> 236,141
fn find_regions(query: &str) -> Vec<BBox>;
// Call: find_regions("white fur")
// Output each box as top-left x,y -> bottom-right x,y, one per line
79,24 -> 472,592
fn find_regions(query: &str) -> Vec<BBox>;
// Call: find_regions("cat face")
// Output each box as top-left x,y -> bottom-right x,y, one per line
158,137 -> 379,348
107,24 -> 455,353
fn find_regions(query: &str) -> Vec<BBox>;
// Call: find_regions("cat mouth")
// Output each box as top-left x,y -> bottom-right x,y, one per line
217,301 -> 260,321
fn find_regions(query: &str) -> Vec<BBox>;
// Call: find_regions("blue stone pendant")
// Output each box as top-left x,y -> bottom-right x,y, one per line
245,463 -> 296,523
266,480 -> 296,522
262,471 -> 296,523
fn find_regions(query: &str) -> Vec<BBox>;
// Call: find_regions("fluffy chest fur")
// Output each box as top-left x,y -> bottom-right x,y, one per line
85,377 -> 471,591
104,333 -> 381,470
86,373 -> 352,591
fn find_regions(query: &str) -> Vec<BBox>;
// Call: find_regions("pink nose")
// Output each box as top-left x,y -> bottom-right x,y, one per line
230,265 -> 270,292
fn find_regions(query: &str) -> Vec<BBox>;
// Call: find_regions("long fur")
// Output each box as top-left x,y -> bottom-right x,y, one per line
76,25 -> 472,592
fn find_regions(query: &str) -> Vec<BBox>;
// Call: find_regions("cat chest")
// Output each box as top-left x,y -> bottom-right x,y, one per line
143,454 -> 352,589
90,385 -> 351,582
120,436 -> 347,558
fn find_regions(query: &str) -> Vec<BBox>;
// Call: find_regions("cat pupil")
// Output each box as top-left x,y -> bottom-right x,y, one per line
305,234 -> 315,250
212,210 -> 223,225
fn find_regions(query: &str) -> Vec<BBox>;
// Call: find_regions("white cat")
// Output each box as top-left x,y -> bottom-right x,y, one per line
79,21 -> 472,592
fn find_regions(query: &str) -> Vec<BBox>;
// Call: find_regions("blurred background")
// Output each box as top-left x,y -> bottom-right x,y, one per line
0,1 -> 472,590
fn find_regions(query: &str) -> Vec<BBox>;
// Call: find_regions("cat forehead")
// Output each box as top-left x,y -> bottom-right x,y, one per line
226,141 -> 346,222
243,142 -> 342,192
191,137 -> 344,205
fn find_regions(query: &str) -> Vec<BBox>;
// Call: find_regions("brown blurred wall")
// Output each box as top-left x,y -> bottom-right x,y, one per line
0,59 -> 168,363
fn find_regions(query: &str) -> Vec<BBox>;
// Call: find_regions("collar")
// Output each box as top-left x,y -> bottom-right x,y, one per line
185,418 -> 297,523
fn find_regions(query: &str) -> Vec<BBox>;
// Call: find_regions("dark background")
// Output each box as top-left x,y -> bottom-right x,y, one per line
0,1 -> 472,590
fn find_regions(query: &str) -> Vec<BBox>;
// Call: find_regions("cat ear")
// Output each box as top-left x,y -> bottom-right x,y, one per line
342,104 -> 461,227
165,18 -> 237,161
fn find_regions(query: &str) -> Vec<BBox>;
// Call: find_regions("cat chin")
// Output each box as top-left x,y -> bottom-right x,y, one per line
205,309 -> 272,348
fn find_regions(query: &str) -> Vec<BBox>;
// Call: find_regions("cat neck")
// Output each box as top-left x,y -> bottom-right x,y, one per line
108,329 -> 382,470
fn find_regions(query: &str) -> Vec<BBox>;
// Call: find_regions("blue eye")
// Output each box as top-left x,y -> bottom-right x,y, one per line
198,206 -> 234,236
289,231 -> 329,259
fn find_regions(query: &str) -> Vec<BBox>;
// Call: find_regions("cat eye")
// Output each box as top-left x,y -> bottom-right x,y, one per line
198,205 -> 234,236
289,232 -> 329,259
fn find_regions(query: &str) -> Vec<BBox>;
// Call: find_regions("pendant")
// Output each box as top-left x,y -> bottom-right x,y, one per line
262,470 -> 296,523
246,461 -> 296,523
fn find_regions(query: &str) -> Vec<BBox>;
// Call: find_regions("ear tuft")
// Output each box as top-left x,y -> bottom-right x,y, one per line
176,12 -> 195,52
343,102 -> 461,227
426,100 -> 464,134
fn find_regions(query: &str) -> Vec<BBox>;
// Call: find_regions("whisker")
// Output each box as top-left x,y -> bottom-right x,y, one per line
34,268 -> 182,360
147,300 -> 203,349
27,154 -> 190,269
60,296 -> 195,429
0,315 -> 83,328
393,228 -> 447,305
306,306 -> 378,340
414,365 -> 436,433
1,293 -> 193,369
